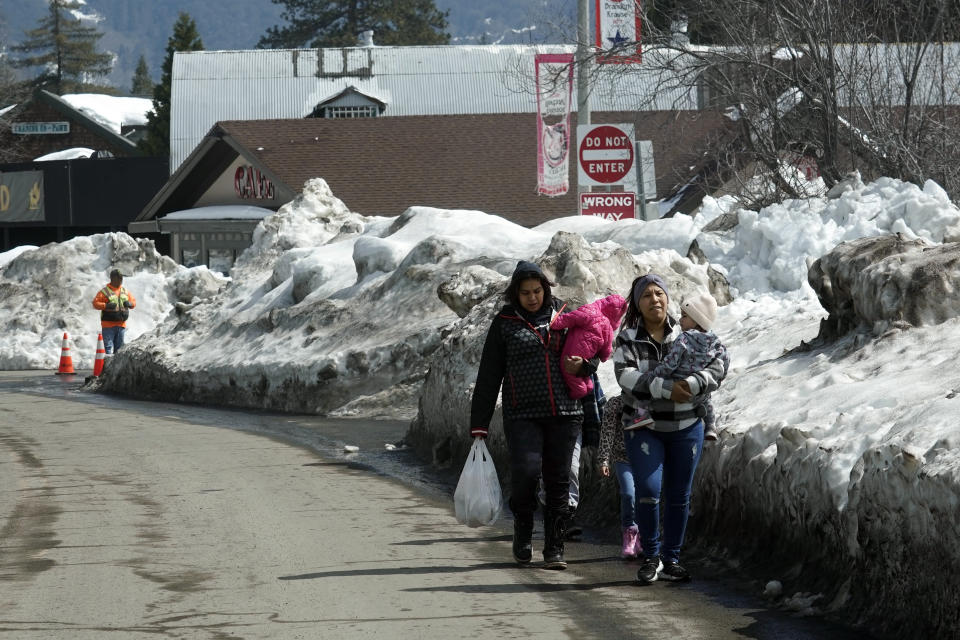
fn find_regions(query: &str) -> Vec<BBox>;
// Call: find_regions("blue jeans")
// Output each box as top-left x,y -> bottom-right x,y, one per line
625,420 -> 704,563
614,462 -> 637,529
101,325 -> 125,355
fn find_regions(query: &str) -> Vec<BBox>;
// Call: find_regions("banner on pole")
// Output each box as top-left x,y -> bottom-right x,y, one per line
595,0 -> 642,64
535,53 -> 575,197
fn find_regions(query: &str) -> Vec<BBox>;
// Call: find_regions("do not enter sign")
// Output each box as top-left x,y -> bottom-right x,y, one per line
577,123 -> 635,185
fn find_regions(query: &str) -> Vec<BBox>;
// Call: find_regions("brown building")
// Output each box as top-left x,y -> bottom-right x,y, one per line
0,89 -> 146,162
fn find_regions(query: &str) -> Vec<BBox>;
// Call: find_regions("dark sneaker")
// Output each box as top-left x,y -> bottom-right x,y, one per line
636,556 -> 662,584
659,560 -> 691,582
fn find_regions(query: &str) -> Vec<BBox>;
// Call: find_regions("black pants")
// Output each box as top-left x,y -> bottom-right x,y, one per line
504,415 -> 582,514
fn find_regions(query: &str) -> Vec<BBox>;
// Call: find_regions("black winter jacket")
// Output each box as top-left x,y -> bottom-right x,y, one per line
470,298 -> 584,429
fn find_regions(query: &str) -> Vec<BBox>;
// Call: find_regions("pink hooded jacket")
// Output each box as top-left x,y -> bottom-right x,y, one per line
550,294 -> 628,399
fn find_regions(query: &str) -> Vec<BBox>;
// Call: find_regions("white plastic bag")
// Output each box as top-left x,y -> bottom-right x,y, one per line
454,438 -> 502,527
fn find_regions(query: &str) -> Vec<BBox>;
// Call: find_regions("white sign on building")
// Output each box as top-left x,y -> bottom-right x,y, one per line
12,122 -> 70,135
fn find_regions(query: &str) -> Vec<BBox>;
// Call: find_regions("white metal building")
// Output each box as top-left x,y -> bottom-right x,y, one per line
170,44 -> 700,172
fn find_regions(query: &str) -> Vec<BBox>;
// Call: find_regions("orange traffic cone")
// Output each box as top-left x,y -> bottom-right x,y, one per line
56,332 -> 75,375
92,333 -> 105,377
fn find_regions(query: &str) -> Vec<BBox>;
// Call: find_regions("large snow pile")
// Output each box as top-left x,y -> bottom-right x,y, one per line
0,233 -> 226,370
97,179 -> 556,416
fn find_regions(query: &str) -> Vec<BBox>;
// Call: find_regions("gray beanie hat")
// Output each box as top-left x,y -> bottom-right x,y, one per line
632,273 -> 669,303
681,292 -> 718,331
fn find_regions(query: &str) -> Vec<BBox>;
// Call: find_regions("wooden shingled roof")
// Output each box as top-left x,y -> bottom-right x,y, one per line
135,110 -> 732,228
214,111 -> 729,226
215,114 -> 577,226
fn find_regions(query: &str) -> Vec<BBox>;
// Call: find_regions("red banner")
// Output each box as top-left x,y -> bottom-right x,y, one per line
535,53 -> 575,196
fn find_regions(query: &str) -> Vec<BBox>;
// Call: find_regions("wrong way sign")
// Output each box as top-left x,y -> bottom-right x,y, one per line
577,123 -> 636,187
580,191 -> 636,220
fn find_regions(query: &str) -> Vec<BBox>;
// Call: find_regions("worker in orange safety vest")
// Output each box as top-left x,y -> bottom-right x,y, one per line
92,268 -> 136,356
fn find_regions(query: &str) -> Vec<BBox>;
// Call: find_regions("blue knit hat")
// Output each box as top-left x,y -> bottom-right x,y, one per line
632,273 -> 669,303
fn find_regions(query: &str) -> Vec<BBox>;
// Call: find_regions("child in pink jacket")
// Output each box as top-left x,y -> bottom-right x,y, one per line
551,294 -> 628,399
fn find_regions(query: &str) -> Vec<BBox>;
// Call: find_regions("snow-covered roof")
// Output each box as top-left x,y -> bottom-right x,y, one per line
170,44 -> 700,172
16,90 -> 143,156
34,147 -> 95,161
315,85 -> 389,108
160,205 -> 274,220
59,93 -> 152,135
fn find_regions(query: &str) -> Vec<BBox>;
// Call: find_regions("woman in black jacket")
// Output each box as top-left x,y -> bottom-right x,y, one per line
470,260 -> 590,570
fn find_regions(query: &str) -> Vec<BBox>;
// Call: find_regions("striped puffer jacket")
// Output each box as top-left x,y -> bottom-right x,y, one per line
613,316 -> 726,432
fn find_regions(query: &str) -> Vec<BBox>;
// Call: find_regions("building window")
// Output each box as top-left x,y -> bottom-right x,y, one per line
208,248 -> 235,274
182,248 -> 201,267
323,105 -> 378,118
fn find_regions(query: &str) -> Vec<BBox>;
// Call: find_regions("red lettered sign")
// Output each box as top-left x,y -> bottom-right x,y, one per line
580,192 -> 636,220
578,124 -> 634,185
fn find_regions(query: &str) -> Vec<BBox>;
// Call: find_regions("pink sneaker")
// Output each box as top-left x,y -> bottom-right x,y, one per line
621,525 -> 639,559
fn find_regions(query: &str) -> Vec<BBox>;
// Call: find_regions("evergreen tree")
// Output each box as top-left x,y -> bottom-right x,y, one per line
1,53 -> 25,162
11,0 -> 113,94
139,12 -> 203,160
131,55 -> 152,96
0,45 -> 20,106
258,0 -> 449,48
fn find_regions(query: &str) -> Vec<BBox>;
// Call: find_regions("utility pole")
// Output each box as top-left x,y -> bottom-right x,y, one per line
576,0 -> 592,194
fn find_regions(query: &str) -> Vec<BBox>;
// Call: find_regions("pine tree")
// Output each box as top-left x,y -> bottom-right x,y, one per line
258,0 -> 449,49
0,50 -> 20,106
11,0 -> 113,94
0,49 -> 28,163
139,12 -> 203,160
131,55 -> 152,96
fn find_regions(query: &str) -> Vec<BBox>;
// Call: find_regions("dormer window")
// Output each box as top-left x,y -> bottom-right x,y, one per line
309,85 -> 387,119
321,104 -> 380,118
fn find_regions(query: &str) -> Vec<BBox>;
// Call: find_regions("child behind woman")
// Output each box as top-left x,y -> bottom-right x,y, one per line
597,394 -> 643,559
623,291 -> 729,440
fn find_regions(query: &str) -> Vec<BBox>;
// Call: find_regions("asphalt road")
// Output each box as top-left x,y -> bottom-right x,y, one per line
0,372 -> 867,639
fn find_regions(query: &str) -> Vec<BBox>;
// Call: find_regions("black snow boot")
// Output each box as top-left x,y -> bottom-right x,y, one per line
512,512 -> 534,564
542,508 -> 568,570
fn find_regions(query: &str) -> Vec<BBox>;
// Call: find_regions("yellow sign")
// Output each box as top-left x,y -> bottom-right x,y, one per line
29,182 -> 41,210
